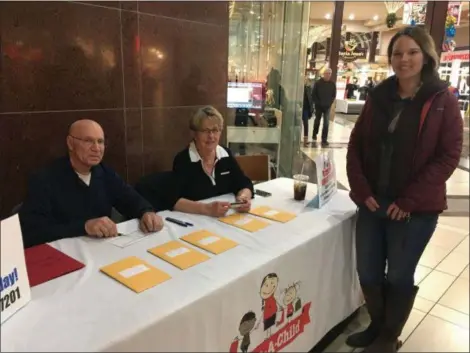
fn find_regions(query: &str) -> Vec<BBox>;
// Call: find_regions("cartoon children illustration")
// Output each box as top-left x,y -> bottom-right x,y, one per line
282,282 -> 301,322
259,273 -> 280,339
234,311 -> 257,353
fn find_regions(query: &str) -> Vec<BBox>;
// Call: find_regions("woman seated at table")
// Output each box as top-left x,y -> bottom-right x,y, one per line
171,106 -> 254,217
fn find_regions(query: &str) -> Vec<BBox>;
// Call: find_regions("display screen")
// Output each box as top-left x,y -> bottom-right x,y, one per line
227,82 -> 263,109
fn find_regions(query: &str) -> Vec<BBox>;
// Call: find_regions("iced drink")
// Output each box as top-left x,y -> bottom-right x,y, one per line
293,174 -> 309,201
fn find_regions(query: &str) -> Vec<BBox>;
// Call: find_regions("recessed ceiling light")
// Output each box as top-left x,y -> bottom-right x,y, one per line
349,14 -> 355,20
325,13 -> 331,19
373,15 -> 379,21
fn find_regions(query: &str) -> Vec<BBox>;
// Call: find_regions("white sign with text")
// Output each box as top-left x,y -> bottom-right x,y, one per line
1,215 -> 31,324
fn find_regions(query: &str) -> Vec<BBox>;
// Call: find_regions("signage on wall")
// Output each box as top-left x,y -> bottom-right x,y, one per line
404,1 -> 462,26
339,39 -> 367,63
448,2 -> 462,26
441,50 -> 470,63
403,1 -> 428,25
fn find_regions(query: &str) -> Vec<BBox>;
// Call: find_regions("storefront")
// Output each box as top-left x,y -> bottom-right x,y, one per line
227,1 -> 310,177
440,49 -> 470,113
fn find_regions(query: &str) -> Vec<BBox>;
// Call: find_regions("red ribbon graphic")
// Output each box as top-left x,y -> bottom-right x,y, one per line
251,302 -> 311,353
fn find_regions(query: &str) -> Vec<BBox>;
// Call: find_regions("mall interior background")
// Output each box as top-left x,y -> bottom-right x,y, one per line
1,1 -> 469,216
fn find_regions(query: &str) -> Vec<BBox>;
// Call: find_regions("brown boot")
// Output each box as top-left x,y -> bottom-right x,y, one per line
346,284 -> 385,348
303,136 -> 309,147
361,285 -> 419,353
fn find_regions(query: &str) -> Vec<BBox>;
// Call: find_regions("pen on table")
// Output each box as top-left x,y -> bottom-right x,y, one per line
165,217 -> 188,227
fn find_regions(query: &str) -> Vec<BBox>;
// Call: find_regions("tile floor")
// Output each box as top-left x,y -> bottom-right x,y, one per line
301,120 -> 470,352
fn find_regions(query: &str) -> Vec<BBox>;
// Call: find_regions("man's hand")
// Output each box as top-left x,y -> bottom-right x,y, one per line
365,196 -> 380,212
204,201 -> 230,217
387,203 -> 409,221
140,212 -> 164,233
85,217 -> 118,238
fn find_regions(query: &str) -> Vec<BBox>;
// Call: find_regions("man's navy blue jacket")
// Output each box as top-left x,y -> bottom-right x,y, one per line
19,157 -> 154,248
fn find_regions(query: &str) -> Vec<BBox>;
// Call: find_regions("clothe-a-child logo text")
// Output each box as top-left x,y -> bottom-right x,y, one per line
229,273 -> 312,353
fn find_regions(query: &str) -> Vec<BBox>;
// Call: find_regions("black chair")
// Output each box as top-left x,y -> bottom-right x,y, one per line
135,171 -> 175,212
11,203 -> 23,216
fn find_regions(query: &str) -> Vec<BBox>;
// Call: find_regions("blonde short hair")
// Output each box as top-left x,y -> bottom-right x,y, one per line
189,106 -> 224,131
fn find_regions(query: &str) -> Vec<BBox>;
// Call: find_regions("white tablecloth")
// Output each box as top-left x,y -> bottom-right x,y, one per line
1,178 -> 362,352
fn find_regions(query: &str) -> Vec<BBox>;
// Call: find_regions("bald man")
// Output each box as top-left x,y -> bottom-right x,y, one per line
19,119 -> 164,248
312,68 -> 336,147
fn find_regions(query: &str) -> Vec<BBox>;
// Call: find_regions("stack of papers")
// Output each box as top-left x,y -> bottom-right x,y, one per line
249,206 -> 296,223
148,241 -> 210,270
100,256 -> 171,293
181,230 -> 238,254
218,214 -> 270,232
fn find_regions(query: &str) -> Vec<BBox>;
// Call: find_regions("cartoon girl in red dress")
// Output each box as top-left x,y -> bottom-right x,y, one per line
259,273 -> 279,339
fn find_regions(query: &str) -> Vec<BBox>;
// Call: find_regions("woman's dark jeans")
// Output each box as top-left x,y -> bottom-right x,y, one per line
355,205 -> 438,290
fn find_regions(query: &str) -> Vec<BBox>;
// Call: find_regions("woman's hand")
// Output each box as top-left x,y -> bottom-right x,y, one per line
364,196 -> 380,212
387,203 -> 409,221
236,189 -> 252,213
204,201 -> 230,217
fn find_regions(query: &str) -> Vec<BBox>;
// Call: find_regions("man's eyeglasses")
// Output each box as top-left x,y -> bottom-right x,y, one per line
69,135 -> 106,148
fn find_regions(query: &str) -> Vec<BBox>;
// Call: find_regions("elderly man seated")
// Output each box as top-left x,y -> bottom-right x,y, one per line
19,119 -> 163,248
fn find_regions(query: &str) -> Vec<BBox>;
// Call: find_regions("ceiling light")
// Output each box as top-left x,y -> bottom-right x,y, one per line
373,15 -> 379,21
348,14 -> 355,20
325,13 -> 331,20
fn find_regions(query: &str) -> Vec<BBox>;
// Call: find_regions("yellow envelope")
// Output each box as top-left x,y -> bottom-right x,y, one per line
181,230 -> 238,255
148,241 -> 210,270
249,206 -> 296,223
100,256 -> 171,293
218,213 -> 270,233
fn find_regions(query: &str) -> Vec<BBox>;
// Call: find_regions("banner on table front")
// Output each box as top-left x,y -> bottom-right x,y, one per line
229,274 -> 311,353
0,215 -> 31,324
307,150 -> 337,209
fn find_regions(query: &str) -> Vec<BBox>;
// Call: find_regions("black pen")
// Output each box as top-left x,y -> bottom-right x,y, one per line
165,217 -> 188,227
185,221 -> 194,226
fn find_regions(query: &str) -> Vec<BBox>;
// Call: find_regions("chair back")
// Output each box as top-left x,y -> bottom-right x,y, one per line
11,203 -> 23,216
135,171 -> 174,211
235,154 -> 271,183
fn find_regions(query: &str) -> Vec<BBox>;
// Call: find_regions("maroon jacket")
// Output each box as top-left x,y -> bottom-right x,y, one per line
347,76 -> 463,213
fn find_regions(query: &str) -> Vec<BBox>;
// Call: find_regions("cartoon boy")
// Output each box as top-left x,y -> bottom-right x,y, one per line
237,311 -> 257,353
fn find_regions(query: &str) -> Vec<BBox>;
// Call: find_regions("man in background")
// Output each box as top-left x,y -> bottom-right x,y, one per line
312,68 -> 337,147
19,119 -> 163,248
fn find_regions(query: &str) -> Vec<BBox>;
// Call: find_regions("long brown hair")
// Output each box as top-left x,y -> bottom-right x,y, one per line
387,26 -> 440,81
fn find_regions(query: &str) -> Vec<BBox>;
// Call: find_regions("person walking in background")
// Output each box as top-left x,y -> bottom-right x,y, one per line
346,26 -> 463,353
302,78 -> 314,147
312,68 -> 336,147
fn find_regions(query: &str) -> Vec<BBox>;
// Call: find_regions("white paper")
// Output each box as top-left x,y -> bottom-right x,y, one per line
234,217 -> 252,226
264,210 -> 279,217
166,247 -> 190,258
118,264 -> 150,278
107,231 -> 146,248
198,236 -> 220,246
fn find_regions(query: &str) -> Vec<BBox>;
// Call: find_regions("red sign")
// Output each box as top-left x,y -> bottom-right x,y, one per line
252,302 -> 311,353
441,50 -> 470,62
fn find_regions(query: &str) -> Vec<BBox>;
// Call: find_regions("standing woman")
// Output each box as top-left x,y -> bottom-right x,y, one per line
346,26 -> 463,353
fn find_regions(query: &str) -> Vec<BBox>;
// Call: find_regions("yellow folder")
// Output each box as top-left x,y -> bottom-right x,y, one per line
218,213 -> 270,233
181,230 -> 238,255
249,206 -> 296,223
148,241 -> 210,270
100,256 -> 171,293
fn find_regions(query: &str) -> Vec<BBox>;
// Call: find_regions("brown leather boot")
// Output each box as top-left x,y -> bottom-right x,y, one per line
361,285 -> 418,353
346,284 -> 385,348
303,136 -> 309,147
